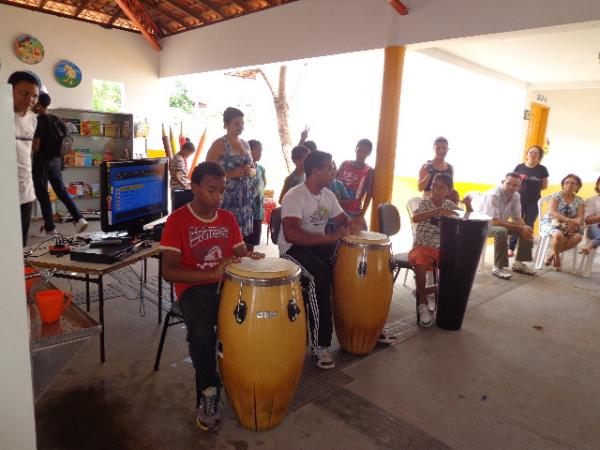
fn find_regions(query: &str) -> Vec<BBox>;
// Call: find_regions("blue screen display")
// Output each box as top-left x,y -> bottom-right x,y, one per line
108,163 -> 167,226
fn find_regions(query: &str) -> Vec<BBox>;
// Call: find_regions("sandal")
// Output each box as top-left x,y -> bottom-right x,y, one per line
552,254 -> 561,272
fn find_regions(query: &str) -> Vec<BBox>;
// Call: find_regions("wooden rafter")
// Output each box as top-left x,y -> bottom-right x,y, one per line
198,0 -> 228,18
74,0 -> 92,16
163,0 -> 203,25
114,0 -> 163,50
3,0 -> 297,36
386,0 -> 408,16
151,3 -> 187,28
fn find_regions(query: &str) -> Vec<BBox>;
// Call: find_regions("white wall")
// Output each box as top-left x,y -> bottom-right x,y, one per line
396,51 -> 527,183
0,84 -> 36,450
0,4 -> 160,114
528,88 -> 600,184
160,0 -> 600,77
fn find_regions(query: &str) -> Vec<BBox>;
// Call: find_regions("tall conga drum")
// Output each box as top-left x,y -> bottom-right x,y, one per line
218,257 -> 305,431
333,232 -> 393,355
436,212 -> 490,330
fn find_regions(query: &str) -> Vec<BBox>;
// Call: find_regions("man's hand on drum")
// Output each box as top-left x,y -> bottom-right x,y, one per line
247,251 -> 265,260
332,225 -> 349,241
348,216 -> 366,234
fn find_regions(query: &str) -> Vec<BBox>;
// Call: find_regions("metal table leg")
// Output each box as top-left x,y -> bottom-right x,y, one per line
98,275 -> 105,363
157,256 -> 163,324
85,273 -> 90,312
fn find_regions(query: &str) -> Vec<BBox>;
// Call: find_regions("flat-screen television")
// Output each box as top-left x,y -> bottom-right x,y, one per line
100,158 -> 169,235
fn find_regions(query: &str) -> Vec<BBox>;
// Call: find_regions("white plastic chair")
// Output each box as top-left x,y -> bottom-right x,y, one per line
533,195 -> 579,270
578,230 -> 597,278
464,191 -> 486,272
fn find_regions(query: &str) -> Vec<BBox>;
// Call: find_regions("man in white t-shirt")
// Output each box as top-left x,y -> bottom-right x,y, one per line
279,151 -> 363,370
9,71 -> 40,246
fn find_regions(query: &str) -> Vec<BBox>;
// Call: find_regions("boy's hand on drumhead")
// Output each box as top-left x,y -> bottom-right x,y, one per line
248,252 -> 265,260
215,256 -> 239,276
438,208 -> 458,217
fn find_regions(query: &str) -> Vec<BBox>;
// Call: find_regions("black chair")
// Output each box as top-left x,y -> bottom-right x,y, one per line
269,207 -> 282,245
154,300 -> 185,371
378,203 -> 413,283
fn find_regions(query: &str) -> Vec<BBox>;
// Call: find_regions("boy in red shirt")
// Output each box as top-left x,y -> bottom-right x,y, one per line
160,161 -> 263,432
336,138 -> 374,218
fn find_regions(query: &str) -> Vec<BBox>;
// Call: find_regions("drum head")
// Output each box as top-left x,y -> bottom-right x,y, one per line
226,257 -> 299,280
343,231 -> 389,245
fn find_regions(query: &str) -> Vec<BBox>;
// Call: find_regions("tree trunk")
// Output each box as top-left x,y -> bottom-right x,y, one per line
259,66 -> 293,173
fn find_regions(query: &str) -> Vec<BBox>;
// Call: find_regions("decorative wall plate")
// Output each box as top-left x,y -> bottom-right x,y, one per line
54,60 -> 82,88
14,34 -> 44,64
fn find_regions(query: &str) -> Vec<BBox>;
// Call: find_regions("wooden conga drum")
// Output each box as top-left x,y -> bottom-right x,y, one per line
218,257 -> 306,431
333,232 -> 393,355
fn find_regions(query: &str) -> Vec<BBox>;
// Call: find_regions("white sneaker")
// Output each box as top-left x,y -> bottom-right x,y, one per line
512,261 -> 536,275
74,218 -> 88,233
418,304 -> 433,328
492,267 -> 512,280
427,293 -> 436,313
34,225 -> 58,237
314,346 -> 335,370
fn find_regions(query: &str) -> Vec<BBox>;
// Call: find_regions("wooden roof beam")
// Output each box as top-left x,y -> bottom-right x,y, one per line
386,0 -> 408,15
38,0 -> 49,8
114,0 -> 163,50
74,0 -> 92,16
162,0 -> 203,25
151,3 -> 187,28
198,0 -> 228,17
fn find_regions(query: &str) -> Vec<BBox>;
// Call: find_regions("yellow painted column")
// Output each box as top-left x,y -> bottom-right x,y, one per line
370,46 -> 406,231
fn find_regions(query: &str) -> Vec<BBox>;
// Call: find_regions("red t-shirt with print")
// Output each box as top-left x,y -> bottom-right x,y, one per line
337,160 -> 372,215
160,204 -> 244,298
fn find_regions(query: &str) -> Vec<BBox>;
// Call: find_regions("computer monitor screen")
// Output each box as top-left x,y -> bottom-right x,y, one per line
100,158 -> 169,234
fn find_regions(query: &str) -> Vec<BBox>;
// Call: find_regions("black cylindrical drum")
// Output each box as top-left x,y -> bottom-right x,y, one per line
436,213 -> 489,330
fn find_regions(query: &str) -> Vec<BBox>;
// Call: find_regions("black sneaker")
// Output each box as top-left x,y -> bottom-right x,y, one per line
196,386 -> 222,432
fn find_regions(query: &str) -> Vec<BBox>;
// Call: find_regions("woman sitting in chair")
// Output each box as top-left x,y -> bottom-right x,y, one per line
409,173 -> 457,328
539,174 -> 585,271
581,175 -> 600,255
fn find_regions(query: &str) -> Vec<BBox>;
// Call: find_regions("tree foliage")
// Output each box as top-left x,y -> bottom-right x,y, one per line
92,80 -> 123,113
169,80 -> 195,114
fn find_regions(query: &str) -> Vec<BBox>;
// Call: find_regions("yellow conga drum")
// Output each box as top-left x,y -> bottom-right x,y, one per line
218,257 -> 305,431
333,231 -> 393,355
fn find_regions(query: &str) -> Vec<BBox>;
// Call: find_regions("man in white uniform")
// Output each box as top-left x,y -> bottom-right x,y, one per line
279,151 -> 363,370
9,71 -> 40,246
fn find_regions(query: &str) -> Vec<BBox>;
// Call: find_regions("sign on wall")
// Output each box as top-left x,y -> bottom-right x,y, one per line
14,34 -> 44,64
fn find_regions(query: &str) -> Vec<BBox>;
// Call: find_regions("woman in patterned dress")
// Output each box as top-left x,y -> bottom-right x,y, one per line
539,174 -> 585,271
206,107 -> 255,240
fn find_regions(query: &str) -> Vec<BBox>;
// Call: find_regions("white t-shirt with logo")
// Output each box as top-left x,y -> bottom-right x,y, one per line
278,183 -> 344,254
14,111 -> 37,204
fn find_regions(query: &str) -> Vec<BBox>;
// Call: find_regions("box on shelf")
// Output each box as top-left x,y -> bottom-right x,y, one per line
104,122 -> 119,138
81,120 -> 102,136
67,182 -> 92,199
74,152 -> 86,167
62,118 -> 80,135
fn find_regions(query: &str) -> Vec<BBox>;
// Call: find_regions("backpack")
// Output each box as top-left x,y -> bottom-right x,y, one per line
46,115 -> 71,156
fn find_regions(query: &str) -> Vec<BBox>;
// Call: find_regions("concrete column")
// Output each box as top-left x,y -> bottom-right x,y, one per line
370,46 -> 406,231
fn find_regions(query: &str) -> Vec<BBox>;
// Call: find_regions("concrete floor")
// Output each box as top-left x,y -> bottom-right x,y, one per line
29,220 -> 600,450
